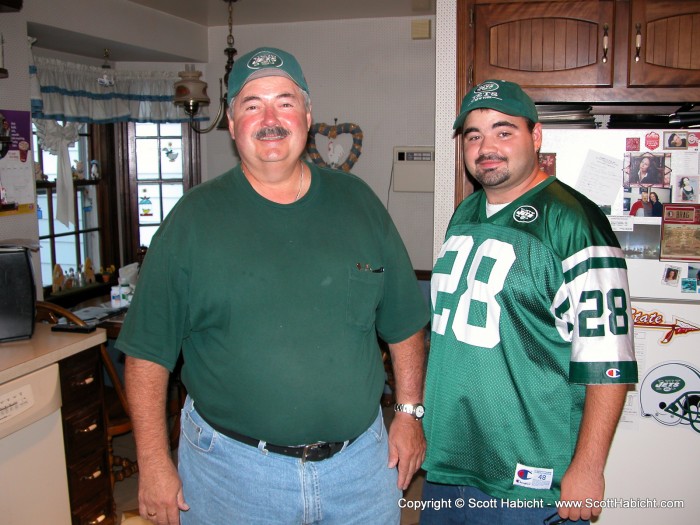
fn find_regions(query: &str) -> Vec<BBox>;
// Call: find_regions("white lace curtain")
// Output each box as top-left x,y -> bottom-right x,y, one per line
30,53 -> 209,124
29,51 -> 209,227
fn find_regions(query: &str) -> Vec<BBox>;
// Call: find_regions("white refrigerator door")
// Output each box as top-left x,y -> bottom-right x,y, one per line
598,300 -> 699,524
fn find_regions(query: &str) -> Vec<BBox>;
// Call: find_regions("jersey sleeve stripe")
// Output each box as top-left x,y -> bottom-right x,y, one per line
564,256 -> 628,283
570,360 -> 638,384
562,246 -> 626,273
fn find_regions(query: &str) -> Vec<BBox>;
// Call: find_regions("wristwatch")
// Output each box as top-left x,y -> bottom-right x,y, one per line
394,403 -> 425,420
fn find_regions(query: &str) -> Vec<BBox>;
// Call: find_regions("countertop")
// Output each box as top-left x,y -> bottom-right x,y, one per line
0,323 -> 107,384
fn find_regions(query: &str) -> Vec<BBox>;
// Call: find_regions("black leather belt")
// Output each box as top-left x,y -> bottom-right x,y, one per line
221,427 -> 355,462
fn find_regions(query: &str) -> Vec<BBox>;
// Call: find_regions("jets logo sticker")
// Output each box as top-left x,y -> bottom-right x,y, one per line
639,361 -> 700,434
513,205 -> 538,223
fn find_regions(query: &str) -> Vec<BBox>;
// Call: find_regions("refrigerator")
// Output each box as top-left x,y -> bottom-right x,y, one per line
540,128 -> 699,524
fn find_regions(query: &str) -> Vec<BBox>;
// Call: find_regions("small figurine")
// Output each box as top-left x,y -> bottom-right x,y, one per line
34,163 -> 47,181
52,264 -> 64,293
90,160 -> 100,179
72,160 -> 85,180
84,257 -> 96,284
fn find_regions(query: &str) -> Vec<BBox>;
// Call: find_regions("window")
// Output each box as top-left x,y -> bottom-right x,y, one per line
120,122 -> 198,261
132,123 -> 185,247
33,123 -> 102,288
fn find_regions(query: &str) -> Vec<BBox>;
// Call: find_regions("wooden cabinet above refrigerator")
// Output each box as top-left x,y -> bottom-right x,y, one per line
459,0 -> 700,103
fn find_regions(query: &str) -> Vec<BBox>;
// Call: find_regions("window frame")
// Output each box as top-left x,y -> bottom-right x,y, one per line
118,122 -> 200,265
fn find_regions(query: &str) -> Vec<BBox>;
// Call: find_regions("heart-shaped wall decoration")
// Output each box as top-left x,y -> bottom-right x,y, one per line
306,122 -> 363,172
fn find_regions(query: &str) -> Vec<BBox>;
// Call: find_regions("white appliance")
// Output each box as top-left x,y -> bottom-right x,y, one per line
541,128 -> 699,523
0,364 -> 71,524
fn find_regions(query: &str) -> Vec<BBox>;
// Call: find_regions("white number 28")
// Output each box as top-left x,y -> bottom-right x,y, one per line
431,235 -> 515,348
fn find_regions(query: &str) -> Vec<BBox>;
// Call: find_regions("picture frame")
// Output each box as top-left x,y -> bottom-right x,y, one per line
659,204 -> 700,261
664,131 -> 688,150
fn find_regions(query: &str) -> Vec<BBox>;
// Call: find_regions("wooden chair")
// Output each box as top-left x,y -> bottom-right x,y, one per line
35,301 -> 138,489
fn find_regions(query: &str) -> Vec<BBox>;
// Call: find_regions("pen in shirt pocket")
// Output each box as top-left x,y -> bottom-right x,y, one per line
356,263 -> 384,273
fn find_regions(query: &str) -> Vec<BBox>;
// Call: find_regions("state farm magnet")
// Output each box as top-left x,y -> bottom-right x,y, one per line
645,132 -> 660,150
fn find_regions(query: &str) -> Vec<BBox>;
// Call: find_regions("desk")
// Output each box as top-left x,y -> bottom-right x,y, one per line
71,296 -> 126,340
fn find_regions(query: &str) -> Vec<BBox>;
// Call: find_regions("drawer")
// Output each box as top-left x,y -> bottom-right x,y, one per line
60,349 -> 101,408
67,451 -> 111,507
62,400 -> 106,460
71,494 -> 115,525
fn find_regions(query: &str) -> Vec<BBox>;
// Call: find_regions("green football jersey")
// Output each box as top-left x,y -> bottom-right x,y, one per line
423,177 -> 637,504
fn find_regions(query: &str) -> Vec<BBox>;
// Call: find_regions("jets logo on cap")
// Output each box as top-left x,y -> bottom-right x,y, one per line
248,51 -> 283,70
475,81 -> 500,93
513,205 -> 538,223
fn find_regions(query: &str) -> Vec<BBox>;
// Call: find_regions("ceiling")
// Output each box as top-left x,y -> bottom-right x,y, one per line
28,0 -> 435,63
129,0 -> 435,26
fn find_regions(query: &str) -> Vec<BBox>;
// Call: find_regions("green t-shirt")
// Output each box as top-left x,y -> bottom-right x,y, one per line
423,178 -> 637,504
116,162 -> 428,445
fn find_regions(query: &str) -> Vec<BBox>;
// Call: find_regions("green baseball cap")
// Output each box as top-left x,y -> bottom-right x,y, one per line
227,47 -> 309,104
453,80 -> 538,130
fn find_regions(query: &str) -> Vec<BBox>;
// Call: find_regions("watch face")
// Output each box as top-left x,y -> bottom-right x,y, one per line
415,405 -> 425,418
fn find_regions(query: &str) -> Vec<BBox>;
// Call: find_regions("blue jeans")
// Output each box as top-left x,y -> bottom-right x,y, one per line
178,396 -> 400,524
420,482 -> 589,525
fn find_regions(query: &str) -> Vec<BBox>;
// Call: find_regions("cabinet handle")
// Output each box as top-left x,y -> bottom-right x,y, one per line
635,23 -> 642,62
88,513 -> 107,524
80,468 -> 103,481
601,24 -> 609,63
77,422 -> 98,433
74,375 -> 95,387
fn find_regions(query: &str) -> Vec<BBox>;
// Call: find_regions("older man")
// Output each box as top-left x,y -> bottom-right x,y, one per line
117,47 -> 428,524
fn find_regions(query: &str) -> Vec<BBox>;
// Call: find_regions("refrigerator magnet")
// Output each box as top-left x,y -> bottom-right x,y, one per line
662,265 -> 681,286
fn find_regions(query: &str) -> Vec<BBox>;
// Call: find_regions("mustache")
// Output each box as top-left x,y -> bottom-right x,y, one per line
255,126 -> 291,140
476,154 -> 507,164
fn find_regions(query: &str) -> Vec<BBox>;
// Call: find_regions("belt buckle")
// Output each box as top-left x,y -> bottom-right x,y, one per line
301,442 -> 330,462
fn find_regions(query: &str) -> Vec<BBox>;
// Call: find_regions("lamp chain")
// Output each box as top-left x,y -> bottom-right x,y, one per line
223,0 -> 237,89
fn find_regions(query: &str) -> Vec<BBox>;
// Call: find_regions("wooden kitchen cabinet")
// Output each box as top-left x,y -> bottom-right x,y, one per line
60,348 -> 115,525
628,0 -> 700,87
459,0 -> 700,103
473,1 -> 614,88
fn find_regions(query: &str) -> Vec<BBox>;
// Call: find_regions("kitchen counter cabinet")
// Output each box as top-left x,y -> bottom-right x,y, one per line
0,324 -> 115,525
0,323 -> 106,384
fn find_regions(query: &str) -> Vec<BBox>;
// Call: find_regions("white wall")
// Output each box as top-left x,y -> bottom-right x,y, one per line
433,0 -> 457,264
202,17 -> 437,270
2,2 -> 438,276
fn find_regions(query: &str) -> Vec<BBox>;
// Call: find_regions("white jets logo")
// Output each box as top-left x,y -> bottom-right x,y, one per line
513,205 -> 538,223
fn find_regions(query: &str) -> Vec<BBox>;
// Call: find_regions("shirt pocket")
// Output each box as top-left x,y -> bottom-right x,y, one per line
346,268 -> 384,330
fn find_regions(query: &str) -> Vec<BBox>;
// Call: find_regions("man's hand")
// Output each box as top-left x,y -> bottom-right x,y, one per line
388,412 -> 426,490
556,383 -> 628,521
557,462 -> 605,521
138,457 -> 189,524
126,357 -> 189,524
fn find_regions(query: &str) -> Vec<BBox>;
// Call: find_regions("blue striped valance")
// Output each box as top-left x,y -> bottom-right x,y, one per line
30,54 -> 209,124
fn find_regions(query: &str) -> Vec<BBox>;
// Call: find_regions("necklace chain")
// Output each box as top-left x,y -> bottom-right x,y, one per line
241,161 -> 304,203
294,162 -> 304,202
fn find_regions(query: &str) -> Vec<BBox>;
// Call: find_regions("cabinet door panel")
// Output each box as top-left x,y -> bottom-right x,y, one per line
475,1 -> 614,87
629,0 -> 700,86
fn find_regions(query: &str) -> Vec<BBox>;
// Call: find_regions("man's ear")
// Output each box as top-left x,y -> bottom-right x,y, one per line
228,112 -> 236,140
532,122 -> 543,153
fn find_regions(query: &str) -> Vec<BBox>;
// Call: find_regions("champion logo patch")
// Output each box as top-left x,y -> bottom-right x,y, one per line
517,469 -> 532,480
513,205 -> 538,223
606,368 -> 621,379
